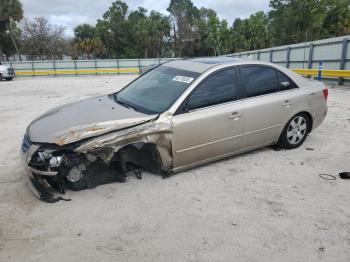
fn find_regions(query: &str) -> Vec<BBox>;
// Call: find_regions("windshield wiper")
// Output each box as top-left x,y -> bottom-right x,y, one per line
114,95 -> 137,111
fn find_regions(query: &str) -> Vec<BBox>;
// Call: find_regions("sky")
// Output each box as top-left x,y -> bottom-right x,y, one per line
21,0 -> 270,36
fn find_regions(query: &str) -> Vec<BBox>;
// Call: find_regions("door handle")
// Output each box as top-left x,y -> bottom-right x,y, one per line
282,100 -> 292,107
229,112 -> 242,120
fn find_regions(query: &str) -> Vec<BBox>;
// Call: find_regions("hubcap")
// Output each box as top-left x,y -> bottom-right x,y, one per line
287,116 -> 307,145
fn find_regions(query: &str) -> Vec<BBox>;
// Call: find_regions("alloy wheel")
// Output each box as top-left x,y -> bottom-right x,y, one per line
287,116 -> 307,145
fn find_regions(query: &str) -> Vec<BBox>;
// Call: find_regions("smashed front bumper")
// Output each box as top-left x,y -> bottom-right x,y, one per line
26,170 -> 71,203
21,143 -> 71,203
21,142 -> 132,203
20,119 -> 174,203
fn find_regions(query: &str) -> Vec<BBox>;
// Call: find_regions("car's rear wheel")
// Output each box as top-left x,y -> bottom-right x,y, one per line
0,74 -> 2,80
278,113 -> 311,149
5,77 -> 13,81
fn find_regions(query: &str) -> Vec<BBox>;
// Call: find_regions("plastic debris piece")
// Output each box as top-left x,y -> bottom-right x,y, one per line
319,174 -> 336,180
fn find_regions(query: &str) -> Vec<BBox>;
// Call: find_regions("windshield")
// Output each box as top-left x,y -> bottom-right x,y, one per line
115,65 -> 200,114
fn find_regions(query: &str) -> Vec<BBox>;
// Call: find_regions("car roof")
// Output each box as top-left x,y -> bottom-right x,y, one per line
164,57 -> 249,73
163,56 -> 310,88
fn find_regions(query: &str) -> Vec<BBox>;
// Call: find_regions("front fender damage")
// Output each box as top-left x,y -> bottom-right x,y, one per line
25,117 -> 173,203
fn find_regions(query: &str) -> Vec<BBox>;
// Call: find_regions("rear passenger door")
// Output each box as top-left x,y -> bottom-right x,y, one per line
239,65 -> 297,149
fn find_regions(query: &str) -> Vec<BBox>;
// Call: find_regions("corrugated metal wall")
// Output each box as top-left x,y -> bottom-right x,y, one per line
3,58 -> 178,76
3,35 -> 350,82
228,35 -> 350,82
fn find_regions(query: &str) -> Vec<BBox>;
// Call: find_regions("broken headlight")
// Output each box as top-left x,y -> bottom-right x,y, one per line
21,133 -> 32,154
49,155 -> 64,167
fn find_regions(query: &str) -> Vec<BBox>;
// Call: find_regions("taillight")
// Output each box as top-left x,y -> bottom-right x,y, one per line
323,88 -> 328,100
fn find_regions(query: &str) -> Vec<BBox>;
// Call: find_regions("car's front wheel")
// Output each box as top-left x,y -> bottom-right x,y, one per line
278,113 -> 311,149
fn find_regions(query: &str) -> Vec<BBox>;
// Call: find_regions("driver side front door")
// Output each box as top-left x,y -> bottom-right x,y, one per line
171,67 -> 245,171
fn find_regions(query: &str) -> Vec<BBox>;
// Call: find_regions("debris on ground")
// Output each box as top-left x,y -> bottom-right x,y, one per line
272,146 -> 284,151
318,246 -> 326,253
313,224 -> 329,230
319,174 -> 337,180
289,161 -> 304,166
339,172 -> 350,179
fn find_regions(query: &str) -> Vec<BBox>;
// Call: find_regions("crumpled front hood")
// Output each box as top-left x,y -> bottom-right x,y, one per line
27,95 -> 157,145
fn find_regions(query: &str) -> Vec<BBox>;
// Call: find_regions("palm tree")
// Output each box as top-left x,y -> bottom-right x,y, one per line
0,0 -> 23,61
75,37 -> 105,59
136,18 -> 151,58
153,13 -> 171,57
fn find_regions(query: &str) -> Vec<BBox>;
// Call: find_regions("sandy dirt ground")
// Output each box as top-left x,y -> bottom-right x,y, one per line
0,76 -> 349,262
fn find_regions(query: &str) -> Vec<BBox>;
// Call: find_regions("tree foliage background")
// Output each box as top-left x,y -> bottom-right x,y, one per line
0,0 -> 350,60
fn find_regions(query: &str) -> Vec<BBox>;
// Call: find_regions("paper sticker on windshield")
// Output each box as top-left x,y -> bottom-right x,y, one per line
173,76 -> 194,84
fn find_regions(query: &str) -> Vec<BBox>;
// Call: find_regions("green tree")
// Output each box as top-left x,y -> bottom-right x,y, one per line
322,0 -> 350,37
269,0 -> 326,45
0,0 -> 23,60
128,7 -> 147,23
135,17 -> 150,57
96,1 -> 129,58
134,11 -> 170,58
127,7 -> 149,58
167,0 -> 199,57
192,7 -> 214,56
194,8 -> 219,56
231,18 -> 248,52
207,13 -> 221,56
73,24 -> 105,58
71,0 -> 350,58
74,37 -> 105,59
217,20 -> 231,55
90,1 -> 171,59
231,12 -> 271,52
149,11 -> 171,57
74,24 -> 98,42
246,11 -> 271,50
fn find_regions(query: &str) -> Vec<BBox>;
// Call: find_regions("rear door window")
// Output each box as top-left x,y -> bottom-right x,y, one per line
241,66 -> 279,98
188,68 -> 237,110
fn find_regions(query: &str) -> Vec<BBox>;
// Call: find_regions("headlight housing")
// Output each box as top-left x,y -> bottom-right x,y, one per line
21,133 -> 32,154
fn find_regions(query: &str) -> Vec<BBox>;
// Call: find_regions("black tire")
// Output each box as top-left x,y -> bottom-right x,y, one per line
0,74 -> 2,80
278,113 -> 311,149
5,77 -> 13,81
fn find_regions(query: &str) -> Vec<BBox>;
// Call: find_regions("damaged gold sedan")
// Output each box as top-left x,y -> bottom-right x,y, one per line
21,58 -> 328,202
